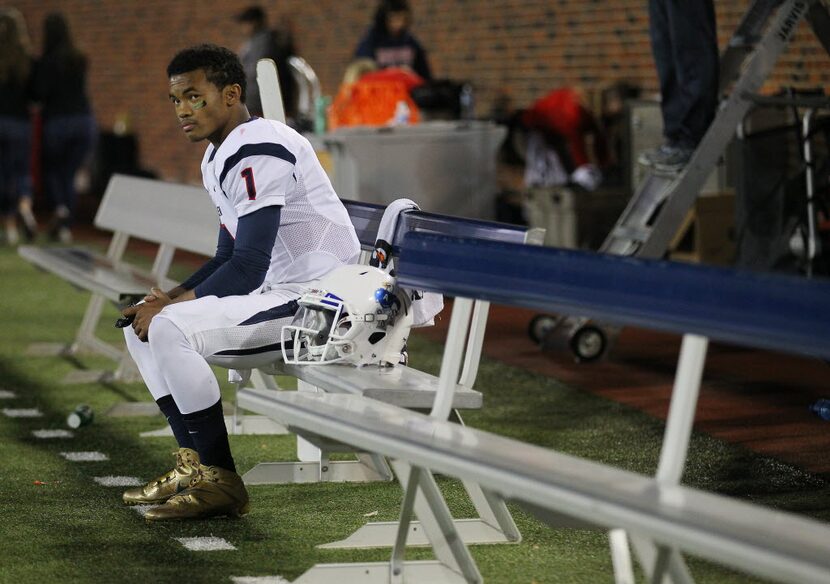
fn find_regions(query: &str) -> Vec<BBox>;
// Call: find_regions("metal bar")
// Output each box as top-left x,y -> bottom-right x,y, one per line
105,230 -> 129,261
650,545 -> 672,584
630,535 -> 696,584
112,352 -> 141,382
239,388 -> 830,583
150,242 -> 175,284
70,335 -> 124,361
608,529 -> 635,584
457,300 -> 489,389
462,480 -> 521,542
430,298 -> 474,420
397,233 -> 830,360
391,461 -> 483,583
627,335 -> 708,582
720,0 -> 786,90
257,59 -> 286,123
803,109 -> 818,276
656,335 -> 710,485
70,294 -> 108,356
389,466 -> 422,583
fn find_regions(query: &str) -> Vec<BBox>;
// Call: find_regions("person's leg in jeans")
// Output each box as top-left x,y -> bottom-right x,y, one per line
0,118 -> 15,243
60,114 -> 95,224
11,118 -> 36,241
641,0 -> 718,172
41,117 -> 70,240
649,0 -> 681,146
42,114 -> 94,242
665,0 -> 718,149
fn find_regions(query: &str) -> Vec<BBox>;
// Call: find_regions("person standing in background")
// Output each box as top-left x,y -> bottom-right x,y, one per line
638,0 -> 719,174
35,12 -> 95,243
236,5 -> 297,122
0,8 -> 37,245
355,0 -> 432,81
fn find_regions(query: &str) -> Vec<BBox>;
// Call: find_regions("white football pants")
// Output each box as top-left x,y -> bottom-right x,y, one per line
123,284 -> 305,414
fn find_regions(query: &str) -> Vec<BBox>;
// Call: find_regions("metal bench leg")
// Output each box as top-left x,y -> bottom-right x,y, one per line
319,367 -> 522,548
242,379 -> 392,484
250,368 -> 281,390
609,528 -> 635,584
43,291 -> 147,385
111,350 -> 142,383
461,480 -> 521,542
319,477 -> 521,550
69,293 -> 114,357
293,462 -> 478,584
625,334 -> 708,584
629,536 -> 695,584
224,369 -> 287,436
43,293 -> 128,384
390,461 -> 482,583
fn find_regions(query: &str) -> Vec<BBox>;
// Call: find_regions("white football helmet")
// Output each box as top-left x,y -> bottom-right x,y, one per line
281,264 -> 413,367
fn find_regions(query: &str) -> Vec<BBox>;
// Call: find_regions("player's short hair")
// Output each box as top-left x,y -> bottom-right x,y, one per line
167,44 -> 247,102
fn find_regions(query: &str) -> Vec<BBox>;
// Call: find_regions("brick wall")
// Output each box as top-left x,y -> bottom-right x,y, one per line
7,0 -> 830,185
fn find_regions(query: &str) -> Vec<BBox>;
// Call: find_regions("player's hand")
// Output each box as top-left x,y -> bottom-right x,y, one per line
132,288 -> 172,342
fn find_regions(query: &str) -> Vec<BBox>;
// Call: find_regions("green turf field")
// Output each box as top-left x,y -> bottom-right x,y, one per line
1,243 -> 827,583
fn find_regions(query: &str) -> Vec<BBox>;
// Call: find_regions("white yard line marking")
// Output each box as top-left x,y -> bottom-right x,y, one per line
175,536 -> 236,551
0,390 -> 17,399
131,505 -> 158,517
60,451 -> 109,462
2,408 -> 43,418
93,476 -> 143,487
32,429 -> 74,439
231,577 -> 291,584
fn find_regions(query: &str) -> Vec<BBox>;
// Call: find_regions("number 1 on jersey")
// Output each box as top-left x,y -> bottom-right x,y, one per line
241,167 -> 257,200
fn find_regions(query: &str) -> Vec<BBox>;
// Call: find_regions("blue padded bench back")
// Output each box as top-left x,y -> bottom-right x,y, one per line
341,199 -> 535,252
397,232 -> 830,360
342,199 -> 385,249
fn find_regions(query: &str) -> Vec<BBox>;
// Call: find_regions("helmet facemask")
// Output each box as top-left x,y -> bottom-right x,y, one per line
282,265 -> 413,367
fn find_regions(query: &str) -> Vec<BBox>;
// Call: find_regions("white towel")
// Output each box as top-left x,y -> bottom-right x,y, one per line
373,198 -> 444,328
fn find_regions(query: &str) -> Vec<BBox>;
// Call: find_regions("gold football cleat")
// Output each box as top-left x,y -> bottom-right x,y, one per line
143,464 -> 250,521
123,447 -> 200,505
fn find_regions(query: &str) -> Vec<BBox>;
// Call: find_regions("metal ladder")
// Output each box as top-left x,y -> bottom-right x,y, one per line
540,0 -> 830,361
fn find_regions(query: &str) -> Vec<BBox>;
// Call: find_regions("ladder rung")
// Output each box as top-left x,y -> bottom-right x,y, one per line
728,35 -> 760,49
610,225 -> 652,243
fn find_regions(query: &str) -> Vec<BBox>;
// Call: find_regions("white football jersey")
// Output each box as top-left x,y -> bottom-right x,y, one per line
200,117 -> 360,286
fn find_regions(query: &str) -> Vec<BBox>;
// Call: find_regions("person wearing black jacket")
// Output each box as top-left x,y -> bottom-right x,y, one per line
34,12 -> 96,243
355,0 -> 432,81
235,5 -> 297,121
0,8 -> 36,244
638,0 -> 718,174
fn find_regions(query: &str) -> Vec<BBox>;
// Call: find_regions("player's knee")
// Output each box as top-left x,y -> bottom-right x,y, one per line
148,314 -> 188,356
123,326 -> 142,353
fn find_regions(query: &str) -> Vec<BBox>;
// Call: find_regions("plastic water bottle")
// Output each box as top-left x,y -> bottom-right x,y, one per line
809,399 -> 830,421
314,95 -> 331,135
391,100 -> 411,125
459,83 -> 475,120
